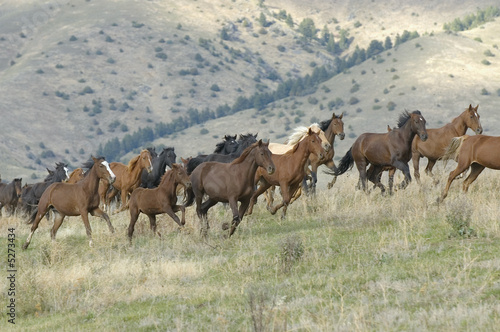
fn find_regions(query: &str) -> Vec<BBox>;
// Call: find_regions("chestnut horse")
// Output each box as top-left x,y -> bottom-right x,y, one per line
412,104 -> 482,183
99,149 -> 153,212
438,135 -> 500,202
0,178 -> 22,217
247,128 -> 326,218
333,110 -> 428,193
67,168 -> 85,184
185,140 -> 275,237
23,157 -> 116,249
127,164 -> 191,240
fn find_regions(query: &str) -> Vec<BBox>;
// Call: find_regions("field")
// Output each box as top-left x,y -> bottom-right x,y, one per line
1,167 -> 499,331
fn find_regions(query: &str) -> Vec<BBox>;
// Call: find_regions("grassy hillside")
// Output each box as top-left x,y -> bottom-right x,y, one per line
1,169 -> 499,330
1,0 -> 500,180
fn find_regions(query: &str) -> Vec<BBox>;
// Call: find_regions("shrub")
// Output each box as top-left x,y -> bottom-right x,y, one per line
200,128 -> 209,135
279,235 -> 304,273
387,101 -> 396,111
348,97 -> 359,105
446,197 -> 476,238
210,84 -> 220,92
484,49 -> 495,57
481,59 -> 491,65
69,35 -> 77,41
277,45 -> 285,52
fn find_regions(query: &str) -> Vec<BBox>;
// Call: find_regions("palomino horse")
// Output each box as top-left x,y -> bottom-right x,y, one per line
333,110 -> 428,193
186,135 -> 239,174
438,135 -> 500,202
269,123 -> 331,154
23,157 -> 116,249
99,149 -> 153,212
127,164 -> 191,240
185,140 -> 275,237
0,178 -> 22,217
412,104 -> 482,183
140,147 -> 177,188
247,128 -> 326,219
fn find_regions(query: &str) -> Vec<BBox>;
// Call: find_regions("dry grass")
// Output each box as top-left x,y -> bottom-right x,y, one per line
1,167 -> 500,331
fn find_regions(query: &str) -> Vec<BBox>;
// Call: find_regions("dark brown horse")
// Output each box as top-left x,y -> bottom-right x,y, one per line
333,110 -> 428,193
99,149 -> 153,212
127,164 -> 191,240
247,128 -> 326,218
185,140 -> 275,237
0,178 -> 22,217
412,104 -> 482,183
23,157 -> 116,249
438,135 -> 500,202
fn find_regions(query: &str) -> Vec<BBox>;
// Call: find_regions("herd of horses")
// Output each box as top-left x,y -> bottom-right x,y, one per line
1,104 -> 497,249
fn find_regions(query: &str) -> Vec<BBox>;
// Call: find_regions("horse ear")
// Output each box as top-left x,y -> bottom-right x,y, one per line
257,139 -> 263,146
308,127 -> 313,135
339,112 -> 343,119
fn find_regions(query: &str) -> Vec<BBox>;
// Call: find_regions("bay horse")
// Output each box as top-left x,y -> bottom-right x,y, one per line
438,135 -> 500,202
127,164 -> 191,240
305,113 -> 345,193
0,178 -> 22,217
23,157 -> 116,249
247,128 -> 326,219
184,140 -> 275,237
412,104 -> 482,183
186,135 -> 239,174
333,110 -> 428,193
99,149 -> 153,212
140,147 -> 177,188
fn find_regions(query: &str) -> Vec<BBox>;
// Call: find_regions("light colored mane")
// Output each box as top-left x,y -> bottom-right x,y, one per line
286,123 -> 320,145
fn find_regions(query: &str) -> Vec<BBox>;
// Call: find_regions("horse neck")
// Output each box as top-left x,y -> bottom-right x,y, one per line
154,158 -> 167,177
449,113 -> 469,136
324,126 -> 337,145
233,148 -> 260,180
399,121 -> 418,145
80,166 -> 101,193
288,139 -> 314,171
159,171 -> 177,196
128,161 -> 146,182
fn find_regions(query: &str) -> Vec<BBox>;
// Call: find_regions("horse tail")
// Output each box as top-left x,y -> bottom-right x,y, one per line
27,207 -> 38,224
331,147 -> 354,176
442,135 -> 469,166
186,157 -> 204,175
183,186 -> 195,208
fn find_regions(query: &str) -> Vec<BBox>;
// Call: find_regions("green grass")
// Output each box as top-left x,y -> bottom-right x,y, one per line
1,171 -> 500,331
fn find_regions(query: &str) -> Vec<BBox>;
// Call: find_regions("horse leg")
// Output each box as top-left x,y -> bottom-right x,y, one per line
247,180 -> 272,216
147,214 -> 157,234
392,160 -> 411,189
309,165 -> 318,195
90,207 -> 115,233
263,185 -> 275,209
462,163 -> 485,193
127,207 -> 140,241
424,159 -> 438,185
79,212 -> 93,247
438,161 -> 470,203
388,168 -> 396,195
289,186 -> 302,205
412,152 -> 422,184
227,198 -> 241,236
50,212 -> 66,241
22,203 -> 49,250
164,205 -> 184,227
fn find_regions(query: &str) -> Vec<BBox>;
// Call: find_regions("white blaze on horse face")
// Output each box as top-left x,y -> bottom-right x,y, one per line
64,167 -> 69,180
102,161 -> 116,179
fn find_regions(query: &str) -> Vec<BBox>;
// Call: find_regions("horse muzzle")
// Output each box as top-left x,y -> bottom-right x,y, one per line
476,127 -> 483,134
267,166 -> 275,175
420,134 -> 428,142
318,152 -> 325,161
185,181 -> 192,189
339,132 -> 345,140
109,176 -> 116,184
322,143 -> 331,152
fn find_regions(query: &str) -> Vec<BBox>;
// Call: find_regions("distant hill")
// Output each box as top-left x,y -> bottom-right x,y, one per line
0,0 -> 499,180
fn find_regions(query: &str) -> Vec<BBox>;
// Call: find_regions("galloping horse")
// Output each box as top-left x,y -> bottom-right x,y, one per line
186,135 -> 239,174
185,140 -> 275,236
269,123 -> 331,155
333,110 -> 428,194
412,104 -> 482,183
0,178 -> 22,217
99,149 -> 153,212
305,113 -> 345,193
438,135 -> 500,202
127,164 -> 191,240
204,133 -> 258,163
23,157 -> 116,249
140,147 -> 176,188
247,128 -> 326,218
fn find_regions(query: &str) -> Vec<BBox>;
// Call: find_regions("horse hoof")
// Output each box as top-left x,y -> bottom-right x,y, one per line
221,222 -> 230,230
22,242 -> 29,250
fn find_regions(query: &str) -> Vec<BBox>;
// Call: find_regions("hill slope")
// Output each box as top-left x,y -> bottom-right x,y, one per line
0,0 -> 499,179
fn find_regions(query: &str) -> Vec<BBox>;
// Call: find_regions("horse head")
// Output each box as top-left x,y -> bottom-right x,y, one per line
409,110 -> 428,142
140,149 -> 153,173
307,128 -> 326,161
331,113 -> 345,140
13,178 -> 22,197
161,147 -> 177,168
465,104 -> 483,134
171,163 -> 191,189
215,135 -> 239,154
93,157 -> 116,184
255,139 -> 275,175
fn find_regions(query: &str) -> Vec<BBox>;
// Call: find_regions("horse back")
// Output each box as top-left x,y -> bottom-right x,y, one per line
464,135 -> 500,169
353,133 -> 392,165
412,126 -> 458,160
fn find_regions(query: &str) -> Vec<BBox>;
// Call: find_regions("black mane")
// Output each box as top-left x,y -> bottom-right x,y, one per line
397,110 -> 421,128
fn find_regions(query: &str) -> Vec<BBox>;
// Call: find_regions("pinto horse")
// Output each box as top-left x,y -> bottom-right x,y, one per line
99,149 -> 153,212
412,104 -> 482,183
127,164 -> 191,240
333,110 -> 428,193
185,140 -> 275,237
438,135 -> 500,202
0,178 -> 22,217
140,147 -> 176,188
247,128 -> 326,218
23,157 -> 116,249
